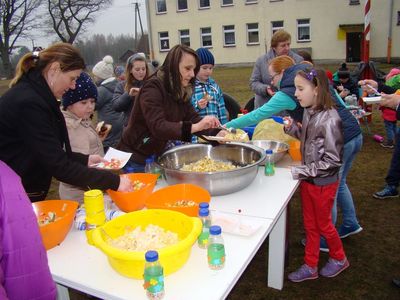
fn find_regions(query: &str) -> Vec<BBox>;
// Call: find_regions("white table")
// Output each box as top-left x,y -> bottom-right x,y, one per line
49,154 -> 299,299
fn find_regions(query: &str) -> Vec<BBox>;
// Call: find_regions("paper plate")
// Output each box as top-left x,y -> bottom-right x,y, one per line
211,211 -> 263,236
362,96 -> 381,104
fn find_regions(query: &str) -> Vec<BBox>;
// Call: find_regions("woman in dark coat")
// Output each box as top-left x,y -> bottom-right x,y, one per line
0,43 -> 133,202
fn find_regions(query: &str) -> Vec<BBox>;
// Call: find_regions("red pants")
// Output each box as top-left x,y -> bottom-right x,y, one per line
300,180 -> 346,267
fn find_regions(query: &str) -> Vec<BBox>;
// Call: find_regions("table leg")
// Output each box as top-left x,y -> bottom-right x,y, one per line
56,284 -> 70,300
268,207 -> 287,290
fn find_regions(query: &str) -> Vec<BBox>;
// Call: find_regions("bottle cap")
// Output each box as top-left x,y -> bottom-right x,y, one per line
265,149 -> 273,155
145,250 -> 158,262
199,208 -> 209,217
199,202 -> 209,209
209,225 -> 222,235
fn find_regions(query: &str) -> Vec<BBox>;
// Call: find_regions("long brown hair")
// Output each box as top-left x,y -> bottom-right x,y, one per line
124,54 -> 149,92
10,42 -> 85,87
159,44 -> 199,101
296,68 -> 334,111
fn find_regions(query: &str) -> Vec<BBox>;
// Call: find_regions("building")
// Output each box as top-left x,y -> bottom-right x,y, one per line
145,0 -> 400,65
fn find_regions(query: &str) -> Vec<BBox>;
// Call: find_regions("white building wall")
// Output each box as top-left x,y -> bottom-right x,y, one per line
146,0 -> 400,65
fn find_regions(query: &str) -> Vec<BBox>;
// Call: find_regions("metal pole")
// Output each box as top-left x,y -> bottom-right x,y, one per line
362,0 -> 371,79
134,2 -> 138,50
387,0 -> 394,64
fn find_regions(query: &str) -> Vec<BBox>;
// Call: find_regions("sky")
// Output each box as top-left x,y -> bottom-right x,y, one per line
20,0 -> 148,49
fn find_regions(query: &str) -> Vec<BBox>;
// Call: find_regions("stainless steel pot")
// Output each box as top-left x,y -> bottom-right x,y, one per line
156,143 -> 265,196
246,140 -> 289,165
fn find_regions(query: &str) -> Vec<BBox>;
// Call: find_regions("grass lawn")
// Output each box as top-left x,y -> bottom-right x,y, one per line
1,62 -> 399,299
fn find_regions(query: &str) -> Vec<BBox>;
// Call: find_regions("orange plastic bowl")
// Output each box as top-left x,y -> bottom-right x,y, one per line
32,200 -> 79,250
288,140 -> 302,161
107,173 -> 158,212
145,184 -> 211,217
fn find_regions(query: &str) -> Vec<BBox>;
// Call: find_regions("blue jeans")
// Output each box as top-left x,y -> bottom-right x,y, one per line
383,120 -> 398,142
386,130 -> 400,187
332,133 -> 363,227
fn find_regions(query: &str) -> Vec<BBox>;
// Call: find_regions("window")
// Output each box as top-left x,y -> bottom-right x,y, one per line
199,0 -> 210,9
349,0 -> 360,5
179,29 -> 190,46
159,32 -> 170,51
200,27 -> 212,47
156,0 -> 167,13
247,23 -> 259,44
177,0 -> 188,11
397,11 -> 400,25
223,25 -> 236,47
297,19 -> 310,41
271,21 -> 284,34
245,0 -> 258,4
221,0 -> 233,6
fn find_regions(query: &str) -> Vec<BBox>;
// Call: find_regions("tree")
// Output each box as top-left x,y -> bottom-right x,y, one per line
0,0 -> 42,78
46,0 -> 113,44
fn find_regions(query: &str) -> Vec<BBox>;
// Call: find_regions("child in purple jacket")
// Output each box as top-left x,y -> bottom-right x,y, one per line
0,160 -> 56,299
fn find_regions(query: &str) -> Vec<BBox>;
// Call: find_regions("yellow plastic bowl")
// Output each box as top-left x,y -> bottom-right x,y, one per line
92,209 -> 202,279
32,200 -> 79,250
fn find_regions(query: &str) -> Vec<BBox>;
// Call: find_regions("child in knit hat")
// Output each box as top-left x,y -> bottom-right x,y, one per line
60,72 -> 106,203
92,55 -> 115,83
333,63 -> 358,99
191,48 -> 227,142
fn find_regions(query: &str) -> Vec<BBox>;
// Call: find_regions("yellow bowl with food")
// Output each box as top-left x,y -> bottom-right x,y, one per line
92,209 -> 202,279
33,200 -> 79,250
145,184 -> 211,217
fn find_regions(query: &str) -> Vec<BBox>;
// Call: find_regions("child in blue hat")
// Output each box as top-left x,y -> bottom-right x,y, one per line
60,72 -> 106,203
191,48 -> 227,142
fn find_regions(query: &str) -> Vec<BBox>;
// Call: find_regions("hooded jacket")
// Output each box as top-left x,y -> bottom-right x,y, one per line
0,160 -> 56,299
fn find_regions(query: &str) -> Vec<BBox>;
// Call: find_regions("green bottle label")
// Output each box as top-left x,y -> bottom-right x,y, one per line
143,266 -> 164,294
207,243 -> 226,267
198,230 -> 210,247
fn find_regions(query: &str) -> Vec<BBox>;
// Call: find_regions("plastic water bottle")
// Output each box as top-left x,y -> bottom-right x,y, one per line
207,225 -> 225,270
264,149 -> 275,176
197,208 -> 211,249
143,251 -> 165,300
144,157 -> 154,174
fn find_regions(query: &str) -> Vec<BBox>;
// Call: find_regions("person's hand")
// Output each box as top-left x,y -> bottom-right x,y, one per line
88,155 -> 106,167
380,93 -> 400,109
337,85 -> 344,92
266,86 -> 275,96
117,175 -> 134,192
340,89 -> 350,98
191,115 -> 220,133
197,97 -> 208,109
283,116 -> 293,129
358,79 -> 378,94
129,87 -> 140,97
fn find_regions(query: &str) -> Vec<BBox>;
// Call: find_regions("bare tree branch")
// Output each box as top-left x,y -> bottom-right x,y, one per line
45,0 -> 113,44
0,0 -> 42,78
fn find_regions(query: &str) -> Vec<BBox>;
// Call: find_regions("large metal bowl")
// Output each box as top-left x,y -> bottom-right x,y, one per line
246,140 -> 289,165
156,143 -> 265,196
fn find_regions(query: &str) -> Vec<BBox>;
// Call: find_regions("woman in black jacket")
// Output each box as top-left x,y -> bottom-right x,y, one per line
0,43 -> 133,202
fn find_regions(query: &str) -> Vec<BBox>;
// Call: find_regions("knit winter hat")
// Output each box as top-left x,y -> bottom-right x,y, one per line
62,72 -> 98,108
196,48 -> 215,66
92,55 -> 114,80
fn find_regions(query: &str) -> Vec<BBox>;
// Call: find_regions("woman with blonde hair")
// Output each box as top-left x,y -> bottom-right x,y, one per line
113,53 -> 150,126
0,42 -> 133,202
